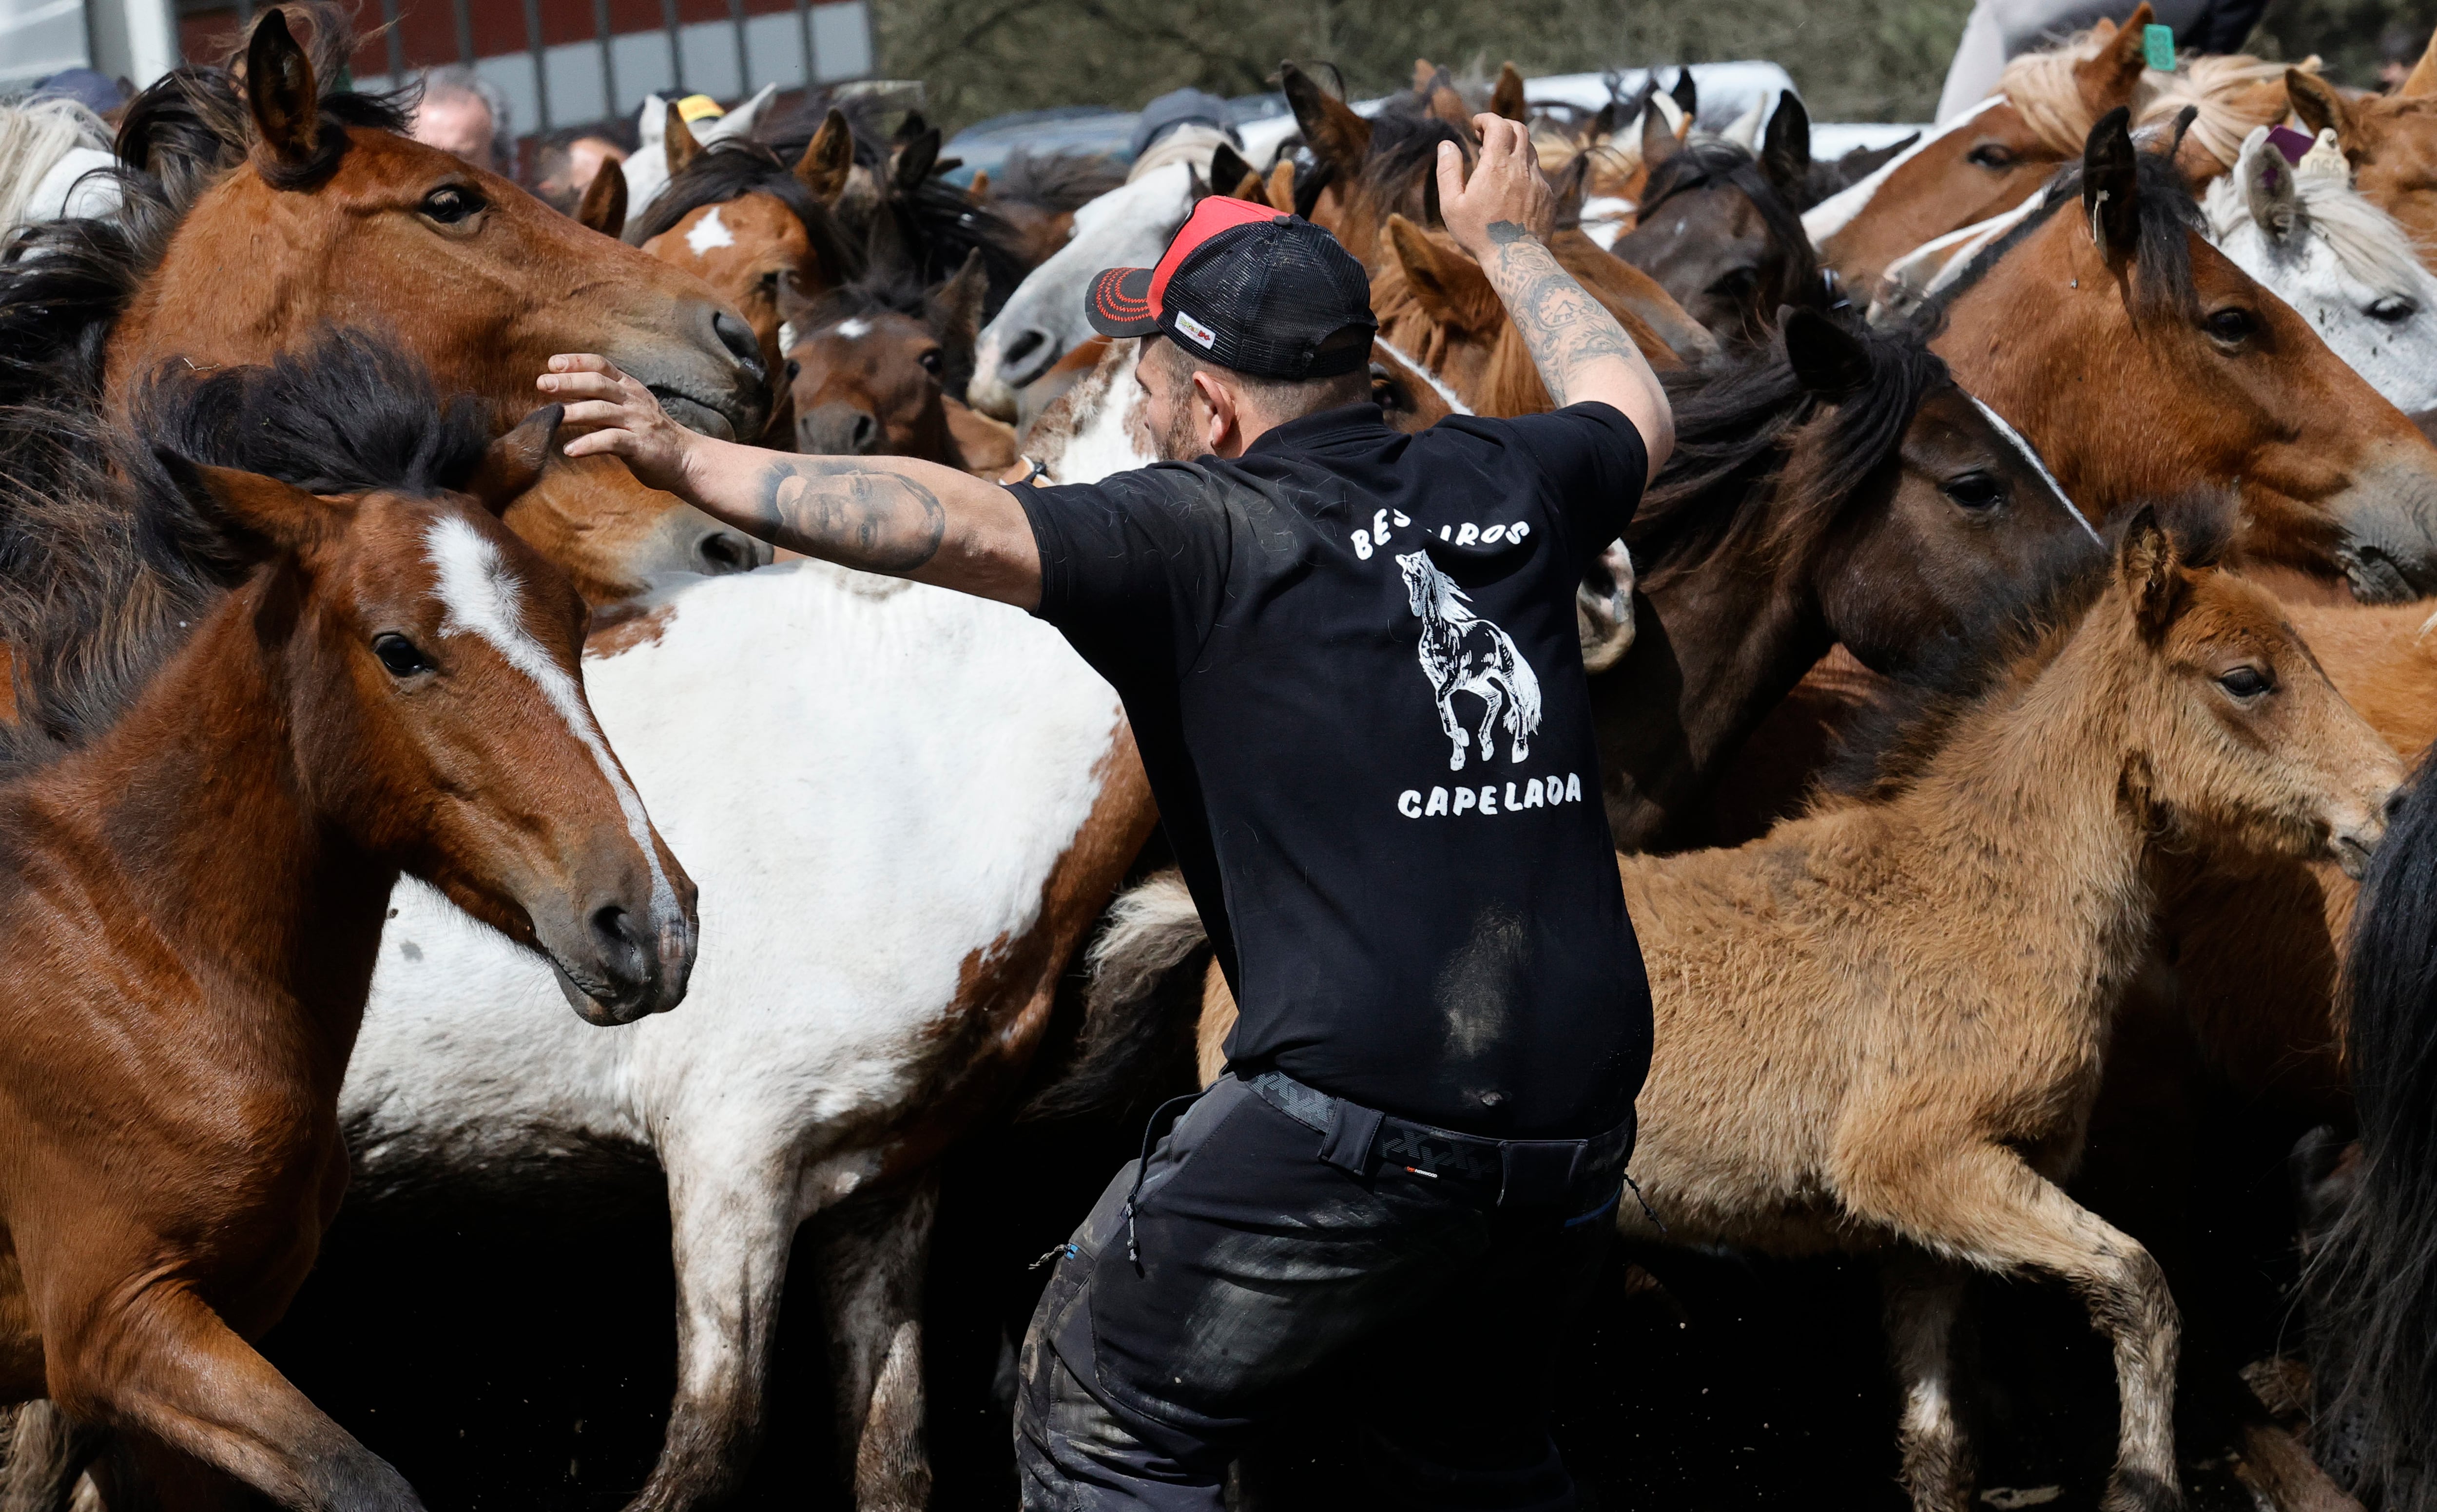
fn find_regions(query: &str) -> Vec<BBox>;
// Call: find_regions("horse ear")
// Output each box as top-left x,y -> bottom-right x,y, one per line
462,406 -> 564,516
1670,67 -> 1698,123
2082,106 -> 2140,262
1491,63 -> 1528,123
928,248 -> 989,353
2287,70 -> 2359,159
893,128 -> 942,193
1412,58 -> 1436,95
1641,101 -> 1680,170
1264,159 -> 1296,213
1211,141 -> 1257,200
1760,91 -> 1811,195
664,103 -> 700,179
2403,24 -> 2437,96
1387,214 -> 1499,333
1589,98 -> 1620,141
2073,1 -> 2153,120
2116,504 -> 2183,637
794,109 -> 855,207
245,9 -> 321,171
155,449 -> 333,555
1550,153 -> 1589,226
575,161 -> 626,237
2238,128 -> 2298,240
1282,62 -> 1372,177
1781,307 -> 1872,399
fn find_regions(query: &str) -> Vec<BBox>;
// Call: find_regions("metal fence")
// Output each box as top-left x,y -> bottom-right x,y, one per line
174,0 -> 873,137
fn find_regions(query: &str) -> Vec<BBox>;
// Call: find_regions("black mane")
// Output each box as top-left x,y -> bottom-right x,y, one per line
1915,146 -> 2202,328
0,331 -> 489,778
990,149 -> 1124,211
1627,315 -> 1948,581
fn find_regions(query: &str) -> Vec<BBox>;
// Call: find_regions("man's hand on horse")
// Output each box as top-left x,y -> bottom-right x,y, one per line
1438,113 -> 1556,263
541,354 -> 702,503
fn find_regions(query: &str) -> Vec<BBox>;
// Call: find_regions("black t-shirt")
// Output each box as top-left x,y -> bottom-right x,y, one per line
1017,401 -> 1654,1138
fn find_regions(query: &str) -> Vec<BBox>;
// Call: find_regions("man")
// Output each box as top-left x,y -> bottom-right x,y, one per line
411,65 -> 512,173
532,124 -> 630,215
542,115 -> 1669,1509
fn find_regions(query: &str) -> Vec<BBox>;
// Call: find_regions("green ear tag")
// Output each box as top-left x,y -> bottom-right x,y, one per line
2143,23 -> 2176,71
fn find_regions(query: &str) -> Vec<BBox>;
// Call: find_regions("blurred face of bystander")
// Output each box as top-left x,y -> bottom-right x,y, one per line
415,89 -> 499,171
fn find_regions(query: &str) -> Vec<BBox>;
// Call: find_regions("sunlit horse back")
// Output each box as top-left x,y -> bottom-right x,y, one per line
0,344 -> 696,1512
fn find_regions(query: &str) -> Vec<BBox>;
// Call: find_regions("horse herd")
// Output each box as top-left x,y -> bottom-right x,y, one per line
10,2 -> 2437,1509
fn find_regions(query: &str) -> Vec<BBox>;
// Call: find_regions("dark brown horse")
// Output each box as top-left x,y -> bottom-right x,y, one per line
0,341 -> 696,1512
1928,108 -> 2437,600
0,10 -> 754,442
784,251 -> 1009,473
1610,93 -> 1823,343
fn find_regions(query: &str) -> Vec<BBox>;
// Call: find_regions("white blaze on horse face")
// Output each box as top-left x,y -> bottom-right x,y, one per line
834,317 -> 872,340
1965,394 -> 2101,545
1373,336 -> 1473,418
424,515 -> 684,939
1803,96 -> 2003,247
686,205 -> 735,257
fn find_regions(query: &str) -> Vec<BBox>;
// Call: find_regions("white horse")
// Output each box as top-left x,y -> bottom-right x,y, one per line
340,558 -> 1149,1512
967,163 -> 1198,421
1396,551 -> 1543,770
2202,126 -> 2437,417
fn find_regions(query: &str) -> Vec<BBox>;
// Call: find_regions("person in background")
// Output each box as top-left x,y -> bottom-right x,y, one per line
532,122 -> 633,215
1934,0 -> 2272,120
411,65 -> 513,175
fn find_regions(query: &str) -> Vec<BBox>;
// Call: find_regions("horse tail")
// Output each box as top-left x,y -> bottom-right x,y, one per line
1018,870 -> 1211,1122
2307,753 -> 2437,1502
1509,640 -> 1544,734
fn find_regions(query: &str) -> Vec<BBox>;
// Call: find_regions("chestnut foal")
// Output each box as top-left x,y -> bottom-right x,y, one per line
0,369 -> 696,1512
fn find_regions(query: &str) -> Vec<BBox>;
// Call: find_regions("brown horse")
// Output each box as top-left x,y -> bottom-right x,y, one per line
979,149 -> 1127,271
630,108 -> 861,417
1610,93 -> 1822,342
783,251 -> 1012,473
55,14 -> 767,440
0,348 -> 696,1512
1928,108 -> 2437,600
2288,48 -> 2437,255
1373,215 -> 1709,407
1155,507 -> 2398,1512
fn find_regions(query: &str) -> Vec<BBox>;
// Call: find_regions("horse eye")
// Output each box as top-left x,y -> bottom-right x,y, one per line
2205,306 -> 2258,345
1708,267 -> 1758,300
1966,143 -> 2015,170
918,349 -> 943,374
2217,666 -> 2271,699
373,632 -> 433,677
758,271 -> 781,294
420,186 -> 485,224
2370,295 -> 2418,324
1942,472 -> 2004,510
784,358 -> 801,383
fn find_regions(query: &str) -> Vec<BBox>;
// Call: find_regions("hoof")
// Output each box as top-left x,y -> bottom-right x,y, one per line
2098,1469 -> 2183,1512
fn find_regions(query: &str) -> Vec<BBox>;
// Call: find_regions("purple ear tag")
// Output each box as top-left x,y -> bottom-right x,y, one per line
2266,124 -> 2315,166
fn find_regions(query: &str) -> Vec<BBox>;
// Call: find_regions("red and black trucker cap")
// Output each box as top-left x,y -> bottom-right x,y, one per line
1086,196 -> 1378,380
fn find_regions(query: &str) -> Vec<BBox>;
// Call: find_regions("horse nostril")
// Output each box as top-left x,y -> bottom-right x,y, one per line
711,309 -> 761,372
697,532 -> 749,574
2388,789 -> 2411,824
850,413 -> 878,452
590,903 -> 642,960
1005,329 -> 1044,364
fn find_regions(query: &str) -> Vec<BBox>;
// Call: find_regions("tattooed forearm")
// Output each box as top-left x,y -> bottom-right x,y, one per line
1482,235 -> 1641,409
753,459 -> 947,572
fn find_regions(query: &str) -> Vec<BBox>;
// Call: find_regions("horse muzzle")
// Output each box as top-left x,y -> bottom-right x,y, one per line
536,870 -> 697,1026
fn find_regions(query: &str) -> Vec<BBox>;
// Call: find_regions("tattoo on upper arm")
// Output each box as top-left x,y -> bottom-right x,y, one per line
754,459 -> 947,572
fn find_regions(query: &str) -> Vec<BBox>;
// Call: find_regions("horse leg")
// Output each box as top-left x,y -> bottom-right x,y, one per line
45,1281 -> 418,1512
1843,1140 -> 2181,1512
620,1155 -> 802,1512
1881,1251 -> 1974,1512
808,1170 -> 937,1512
1473,683 -> 1504,771
1435,694 -> 1470,770
0,1403 -> 108,1512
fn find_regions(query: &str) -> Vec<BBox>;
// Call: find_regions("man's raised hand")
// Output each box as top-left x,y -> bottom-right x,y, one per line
1436,113 -> 1555,263
540,354 -> 703,502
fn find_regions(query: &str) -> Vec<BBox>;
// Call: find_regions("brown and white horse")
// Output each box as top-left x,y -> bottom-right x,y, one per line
0,349 -> 695,1512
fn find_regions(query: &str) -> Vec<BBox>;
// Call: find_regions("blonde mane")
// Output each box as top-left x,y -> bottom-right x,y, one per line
1127,123 -> 1232,184
0,96 -> 111,233
2142,53 -> 2321,172
1995,24 -> 2159,155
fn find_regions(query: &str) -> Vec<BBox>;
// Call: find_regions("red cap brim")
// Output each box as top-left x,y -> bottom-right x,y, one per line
1086,266 -> 1163,338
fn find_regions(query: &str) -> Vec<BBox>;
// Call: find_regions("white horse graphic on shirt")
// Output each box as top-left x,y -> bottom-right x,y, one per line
1397,551 -> 1543,771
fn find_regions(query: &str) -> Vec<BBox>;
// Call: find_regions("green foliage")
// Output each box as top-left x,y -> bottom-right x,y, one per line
874,0 -> 1979,132
2245,0 -> 2435,87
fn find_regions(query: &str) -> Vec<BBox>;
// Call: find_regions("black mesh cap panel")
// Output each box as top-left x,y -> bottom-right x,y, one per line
1159,219 -> 1377,381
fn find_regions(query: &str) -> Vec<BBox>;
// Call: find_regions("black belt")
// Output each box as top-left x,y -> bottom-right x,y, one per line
1247,1069 -> 1635,1209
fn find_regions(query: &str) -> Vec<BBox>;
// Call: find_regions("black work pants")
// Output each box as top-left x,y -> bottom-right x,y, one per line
1014,1073 -> 1619,1511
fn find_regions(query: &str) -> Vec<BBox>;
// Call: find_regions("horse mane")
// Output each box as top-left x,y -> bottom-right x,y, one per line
2310,740 -> 2437,1507
1916,143 -> 2202,326
1294,109 -> 1471,224
0,330 -> 489,778
1624,317 -> 1948,582
2140,54 -> 2313,172
0,29 -> 409,415
1994,21 -> 2161,156
2200,153 -> 2428,299
624,137 -> 863,287
0,96 -> 111,230
990,149 -> 1124,211
1825,494 -> 2235,802
1130,124 -> 1231,183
